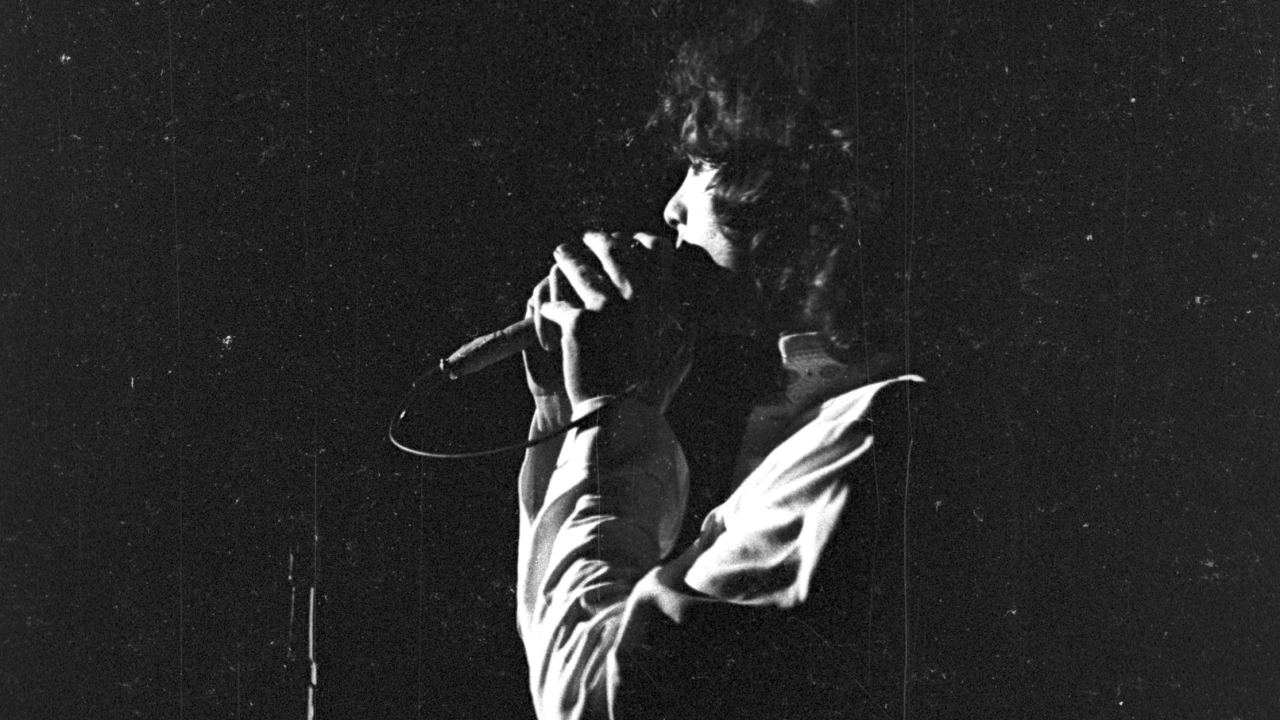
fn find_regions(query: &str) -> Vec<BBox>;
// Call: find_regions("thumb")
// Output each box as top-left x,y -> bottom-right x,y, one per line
537,300 -> 582,332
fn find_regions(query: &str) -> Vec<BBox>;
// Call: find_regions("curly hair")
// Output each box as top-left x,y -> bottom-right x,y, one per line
651,0 -> 892,359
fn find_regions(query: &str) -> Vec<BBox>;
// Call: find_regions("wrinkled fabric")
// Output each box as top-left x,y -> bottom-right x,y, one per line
516,332 -> 922,719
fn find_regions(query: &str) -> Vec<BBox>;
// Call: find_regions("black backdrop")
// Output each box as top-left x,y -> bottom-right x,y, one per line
3,2 -> 1277,718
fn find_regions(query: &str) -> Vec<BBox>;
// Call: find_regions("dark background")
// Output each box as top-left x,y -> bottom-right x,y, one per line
2,1 -> 1277,718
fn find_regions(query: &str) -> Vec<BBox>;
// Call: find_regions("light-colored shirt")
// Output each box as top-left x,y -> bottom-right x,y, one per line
517,333 -> 922,719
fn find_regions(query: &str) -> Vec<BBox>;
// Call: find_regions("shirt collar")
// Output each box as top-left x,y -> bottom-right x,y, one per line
774,333 -> 849,408
778,332 -> 842,376
776,332 -> 902,405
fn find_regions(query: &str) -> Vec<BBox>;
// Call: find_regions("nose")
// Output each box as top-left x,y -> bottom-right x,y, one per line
663,185 -> 685,230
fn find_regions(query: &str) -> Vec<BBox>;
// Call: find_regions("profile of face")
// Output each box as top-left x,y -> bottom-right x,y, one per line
663,164 -> 748,272
663,164 -> 761,335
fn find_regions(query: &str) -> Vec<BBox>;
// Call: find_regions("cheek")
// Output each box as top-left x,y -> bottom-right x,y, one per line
682,205 -> 734,266
693,227 -> 748,272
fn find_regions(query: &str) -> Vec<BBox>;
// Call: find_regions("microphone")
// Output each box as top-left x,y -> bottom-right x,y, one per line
439,317 -> 538,379
437,242 -> 719,380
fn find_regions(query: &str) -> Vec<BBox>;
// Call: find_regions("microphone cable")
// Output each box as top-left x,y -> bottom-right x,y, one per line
387,358 -> 630,460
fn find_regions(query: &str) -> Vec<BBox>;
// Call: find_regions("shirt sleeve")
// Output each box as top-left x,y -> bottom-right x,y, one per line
517,396 -> 688,720
516,375 -> 922,719
607,374 -> 924,715
518,390 -> 574,543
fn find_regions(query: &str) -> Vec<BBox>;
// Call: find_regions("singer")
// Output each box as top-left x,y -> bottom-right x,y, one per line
515,2 -> 919,717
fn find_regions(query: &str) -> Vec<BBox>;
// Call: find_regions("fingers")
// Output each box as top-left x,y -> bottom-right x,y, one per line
536,299 -> 582,333
581,232 -> 641,300
544,264 -> 581,330
526,276 -> 554,351
528,265 -> 587,349
553,242 -> 616,310
549,263 -> 574,307
534,233 -> 678,325
528,231 -> 686,409
527,250 -> 606,351
557,231 -> 676,305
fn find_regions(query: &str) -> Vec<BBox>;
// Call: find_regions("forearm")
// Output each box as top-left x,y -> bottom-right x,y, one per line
519,391 -> 573,528
517,397 -> 687,719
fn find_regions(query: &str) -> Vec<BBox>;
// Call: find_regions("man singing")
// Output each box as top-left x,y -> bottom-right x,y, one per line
516,1 -> 919,716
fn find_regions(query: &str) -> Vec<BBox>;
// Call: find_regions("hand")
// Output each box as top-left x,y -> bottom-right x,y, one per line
524,231 -> 696,414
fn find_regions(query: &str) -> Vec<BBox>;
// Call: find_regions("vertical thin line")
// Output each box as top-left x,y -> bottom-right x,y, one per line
849,0 -> 883,696
901,0 -> 916,717
303,2 -> 319,717
902,0 -> 915,379
418,458 -> 425,718
164,2 -> 184,717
